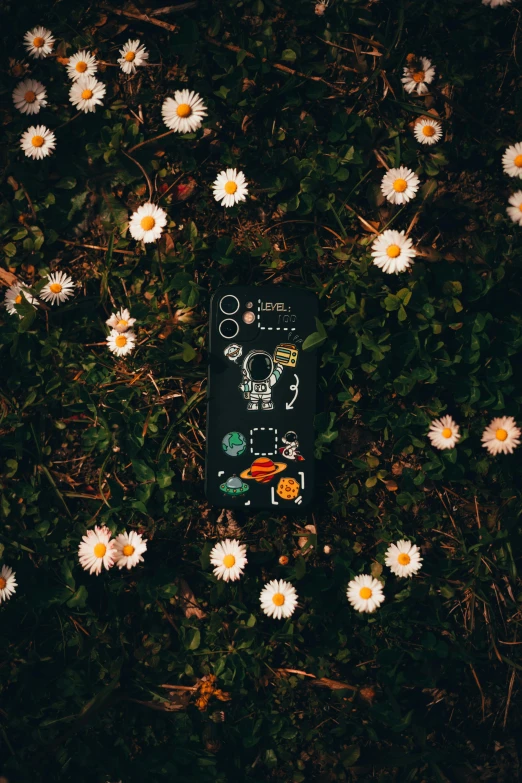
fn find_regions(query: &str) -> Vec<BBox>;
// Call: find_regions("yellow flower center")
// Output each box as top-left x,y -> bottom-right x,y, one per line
272,592 -> 285,606
115,334 -> 127,348
24,90 -> 36,103
393,178 -> 408,193
515,155 -> 522,168
0,577 -> 6,589
125,51 -> 136,62
49,283 -> 62,293
94,543 -> 106,558
386,244 -> 401,258
223,554 -> 236,568
442,428 -> 452,438
176,103 -> 192,117
33,36 -> 45,48
519,204 -> 522,212
32,135 -> 44,147
422,125 -> 435,137
398,553 -> 411,565
123,544 -> 135,556
413,70 -> 425,82
15,294 -> 23,304
140,215 -> 155,231
359,587 -> 372,599
75,61 -> 87,73
224,181 -> 238,195
496,428 -> 508,441
117,319 -> 128,329
81,89 -> 93,100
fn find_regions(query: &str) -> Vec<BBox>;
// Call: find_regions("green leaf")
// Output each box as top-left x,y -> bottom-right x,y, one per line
132,460 -> 156,482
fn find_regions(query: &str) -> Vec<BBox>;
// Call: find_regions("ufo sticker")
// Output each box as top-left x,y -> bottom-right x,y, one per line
220,474 -> 249,495
240,457 -> 287,484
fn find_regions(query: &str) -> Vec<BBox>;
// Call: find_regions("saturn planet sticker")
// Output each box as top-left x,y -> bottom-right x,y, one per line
240,457 -> 287,484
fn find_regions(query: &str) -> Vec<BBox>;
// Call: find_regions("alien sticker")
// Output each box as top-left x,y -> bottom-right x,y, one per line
224,343 -> 300,412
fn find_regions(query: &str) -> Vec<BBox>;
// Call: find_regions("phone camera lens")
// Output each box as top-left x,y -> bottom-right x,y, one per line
219,319 -> 239,339
219,295 -> 240,315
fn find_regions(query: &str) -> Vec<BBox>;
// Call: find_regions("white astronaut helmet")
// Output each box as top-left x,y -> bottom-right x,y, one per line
242,349 -> 274,381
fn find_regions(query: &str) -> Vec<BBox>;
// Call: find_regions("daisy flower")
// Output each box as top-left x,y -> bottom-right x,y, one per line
209,539 -> 248,582
113,530 -> 147,570
503,143 -> 522,178
401,56 -> 436,95
481,416 -> 521,456
66,49 -> 98,81
106,329 -> 136,357
118,39 -> 149,74
0,565 -> 17,604
212,169 -> 249,208
482,0 -> 512,6
78,525 -> 116,575
129,202 -> 167,243
20,125 -> 56,160
260,579 -> 298,620
384,540 -> 423,578
13,78 -> 47,115
427,415 -> 460,450
4,282 -> 37,317
24,26 -> 54,59
106,308 -> 136,332
371,229 -> 416,274
161,90 -> 207,134
40,272 -> 75,305
347,575 -> 385,613
414,118 -> 443,145
69,75 -> 106,113
380,166 -> 420,205
507,192 -> 522,225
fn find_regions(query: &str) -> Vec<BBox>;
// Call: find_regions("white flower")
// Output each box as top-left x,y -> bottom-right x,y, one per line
507,191 -> 522,225
24,26 -> 54,59
371,229 -> 416,274
113,530 -> 147,569
118,39 -> 149,74
40,272 -> 75,305
209,539 -> 248,582
481,416 -> 521,455
503,143 -> 522,178
346,574 -> 385,613
384,540 -> 423,578
13,78 -> 47,115
129,202 -> 167,243
69,75 -> 106,113
66,49 -> 98,81
427,415 -> 460,450
482,0 -> 512,6
78,526 -> 116,575
161,90 -> 207,133
212,169 -> 249,208
0,565 -> 17,604
106,308 -> 136,332
380,166 -> 420,205
4,282 -> 37,317
106,329 -> 136,357
414,118 -> 443,145
401,57 -> 436,95
260,579 -> 298,620
20,125 -> 56,160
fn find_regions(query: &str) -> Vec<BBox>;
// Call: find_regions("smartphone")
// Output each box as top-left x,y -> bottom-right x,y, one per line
205,286 -> 319,510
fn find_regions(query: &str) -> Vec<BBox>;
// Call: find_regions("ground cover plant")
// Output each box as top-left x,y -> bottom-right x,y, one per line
1,0 -> 522,781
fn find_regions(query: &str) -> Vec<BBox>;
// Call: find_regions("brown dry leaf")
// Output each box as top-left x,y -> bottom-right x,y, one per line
0,268 -> 17,288
297,524 -> 316,549
384,479 -> 398,491
176,577 -> 207,619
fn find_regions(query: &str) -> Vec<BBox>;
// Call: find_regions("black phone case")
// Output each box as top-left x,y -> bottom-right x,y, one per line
205,286 -> 318,510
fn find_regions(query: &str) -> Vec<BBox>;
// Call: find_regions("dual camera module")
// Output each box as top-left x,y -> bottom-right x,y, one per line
218,295 -> 255,339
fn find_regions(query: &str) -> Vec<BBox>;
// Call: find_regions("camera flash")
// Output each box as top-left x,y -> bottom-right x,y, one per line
242,311 -> 256,324
245,301 -> 253,309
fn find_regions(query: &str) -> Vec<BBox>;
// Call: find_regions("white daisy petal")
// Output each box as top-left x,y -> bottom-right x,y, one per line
128,202 -> 167,243
346,574 -> 385,613
427,415 -> 460,450
259,579 -> 298,619
481,416 -> 521,456
507,191 -> 522,225
78,525 -> 116,575
502,143 -> 522,179
401,56 -> 436,95
212,169 -> 249,208
118,39 -> 149,74
384,540 -> 423,578
113,530 -> 147,569
413,118 -> 443,146
20,125 -> 56,160
106,308 -> 136,332
4,282 -> 37,317
371,229 -> 416,274
69,75 -> 106,113
482,0 -> 512,6
13,78 -> 47,115
162,90 -> 207,133
40,272 -> 75,305
380,166 -> 420,205
24,27 -> 54,59
0,565 -> 18,603
66,50 -> 98,81
106,329 -> 136,357
209,539 -> 248,582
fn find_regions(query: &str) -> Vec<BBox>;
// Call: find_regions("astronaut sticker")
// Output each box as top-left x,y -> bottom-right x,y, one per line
278,431 -> 305,461
225,343 -> 300,412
